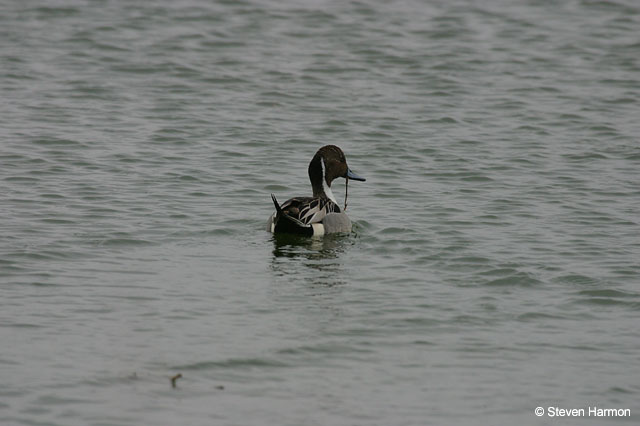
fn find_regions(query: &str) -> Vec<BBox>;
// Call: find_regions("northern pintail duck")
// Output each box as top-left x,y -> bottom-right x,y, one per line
267,145 -> 366,236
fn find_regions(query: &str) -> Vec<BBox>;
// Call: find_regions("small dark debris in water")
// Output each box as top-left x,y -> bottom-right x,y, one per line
171,373 -> 182,388
129,372 -> 137,380
216,385 -> 225,390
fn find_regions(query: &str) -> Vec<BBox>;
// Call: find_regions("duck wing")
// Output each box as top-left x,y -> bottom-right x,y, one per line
297,197 -> 341,224
271,194 -> 341,235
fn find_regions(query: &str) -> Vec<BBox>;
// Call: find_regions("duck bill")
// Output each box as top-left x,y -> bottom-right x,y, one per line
346,168 -> 366,182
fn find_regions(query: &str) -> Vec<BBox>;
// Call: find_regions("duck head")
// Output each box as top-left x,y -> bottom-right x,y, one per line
308,145 -> 365,203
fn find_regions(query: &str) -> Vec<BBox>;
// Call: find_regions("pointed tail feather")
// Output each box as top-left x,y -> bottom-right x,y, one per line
271,193 -> 282,214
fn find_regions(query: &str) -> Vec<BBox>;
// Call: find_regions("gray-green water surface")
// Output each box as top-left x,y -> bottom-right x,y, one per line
2,1 -> 639,425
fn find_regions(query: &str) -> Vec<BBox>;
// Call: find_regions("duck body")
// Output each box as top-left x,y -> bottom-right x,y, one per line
267,195 -> 350,236
267,145 -> 365,236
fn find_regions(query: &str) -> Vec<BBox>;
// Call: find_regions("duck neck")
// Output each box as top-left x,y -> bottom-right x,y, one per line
309,157 -> 338,204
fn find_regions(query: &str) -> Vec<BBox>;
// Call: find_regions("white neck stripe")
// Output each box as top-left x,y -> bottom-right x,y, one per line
321,158 -> 338,204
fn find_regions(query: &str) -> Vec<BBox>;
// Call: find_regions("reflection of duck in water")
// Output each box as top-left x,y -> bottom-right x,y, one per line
267,145 -> 365,236
270,234 -> 349,287
271,233 -> 345,260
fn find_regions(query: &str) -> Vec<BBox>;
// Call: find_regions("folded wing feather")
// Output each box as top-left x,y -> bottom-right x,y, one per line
281,197 -> 341,225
